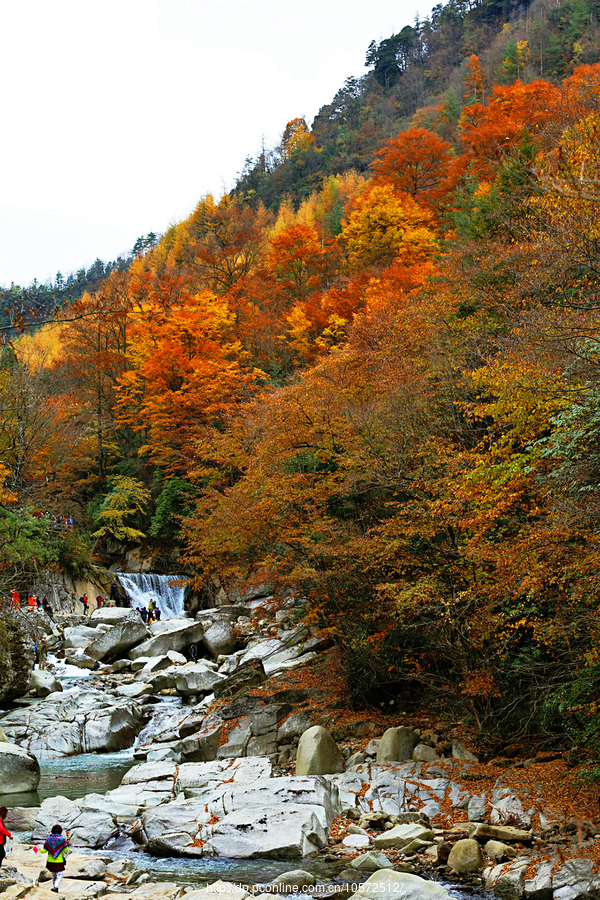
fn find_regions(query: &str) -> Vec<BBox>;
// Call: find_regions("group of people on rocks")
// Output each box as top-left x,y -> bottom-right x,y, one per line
0,591 -> 54,621
0,806 -> 69,893
76,586 -> 162,623
138,598 -> 161,623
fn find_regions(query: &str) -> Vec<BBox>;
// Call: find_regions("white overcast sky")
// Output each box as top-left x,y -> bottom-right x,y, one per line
0,0 -> 435,287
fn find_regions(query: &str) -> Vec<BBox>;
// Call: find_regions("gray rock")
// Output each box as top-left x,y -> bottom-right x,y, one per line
452,740 -> 478,762
203,620 -> 237,658
175,665 -> 225,696
552,859 -> 594,900
129,621 -> 205,660
89,607 -> 144,626
295,726 -> 344,776
200,804 -> 328,857
376,727 -> 419,764
467,793 -> 486,822
349,851 -> 393,871
29,670 -> 62,698
346,752 -> 366,768
524,861 -> 554,900
184,881 -> 249,900
0,742 -> 40,793
485,839 -> 517,862
33,795 -> 118,847
67,857 -> 108,879
105,859 -> 143,885
349,869 -> 452,900
277,711 -> 314,744
412,743 -> 439,762
86,620 -> 149,661
115,682 -> 154,699
269,870 -> 317,890
494,863 -> 528,900
62,625 -> 101,649
447,838 -> 484,873
471,823 -> 532,843
373,823 -> 433,851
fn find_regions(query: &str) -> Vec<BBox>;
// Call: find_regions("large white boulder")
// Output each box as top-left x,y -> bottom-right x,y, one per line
33,795 -> 118,847
29,670 -> 62,698
350,871 -> 452,900
175,665 -> 225,696
203,620 -> 237,658
0,741 -> 40,793
129,620 -> 204,660
86,620 -> 149,661
89,607 -> 144,626
295,726 -> 344,776
200,804 -> 328,857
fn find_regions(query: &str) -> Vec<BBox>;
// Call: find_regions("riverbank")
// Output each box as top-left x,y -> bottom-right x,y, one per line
0,590 -> 598,900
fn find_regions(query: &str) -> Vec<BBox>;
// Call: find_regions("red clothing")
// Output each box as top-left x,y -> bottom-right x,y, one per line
0,821 -> 12,844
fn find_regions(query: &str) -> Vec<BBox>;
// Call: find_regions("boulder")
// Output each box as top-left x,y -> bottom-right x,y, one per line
485,839 -> 517,862
67,856 -> 108,879
447,838 -> 484,873
0,611 -> 34,702
452,740 -> 478,762
184,882 -> 249,900
471,823 -> 532,843
175,665 -> 225,697
373,823 -> 433,851
350,851 -> 394,871
270,870 -> 317,891
63,625 -> 102,649
105,858 -> 143,884
349,870 -> 452,900
82,702 -> 144,752
412,743 -> 439,762
277,711 -> 314,744
376,727 -> 420,764
552,859 -> 595,900
29,670 -> 62,698
200,804 -> 328,857
295,726 -> 344,776
0,742 -> 40,793
203,620 -> 238,658
33,795 -> 118,847
86,620 -> 149,661
493,863 -> 529,900
115,682 -> 154,699
89,607 -> 144,626
213,658 -> 267,699
129,620 -> 205,660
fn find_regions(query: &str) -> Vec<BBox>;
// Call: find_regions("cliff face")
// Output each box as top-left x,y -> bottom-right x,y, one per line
0,611 -> 34,703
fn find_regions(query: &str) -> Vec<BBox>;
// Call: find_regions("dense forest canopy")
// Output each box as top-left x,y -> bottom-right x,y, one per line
2,0 -> 600,772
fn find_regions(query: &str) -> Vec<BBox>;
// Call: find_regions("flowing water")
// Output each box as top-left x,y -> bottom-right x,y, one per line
116,573 -> 186,618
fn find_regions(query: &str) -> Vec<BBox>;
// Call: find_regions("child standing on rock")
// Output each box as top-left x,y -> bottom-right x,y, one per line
34,824 -> 69,892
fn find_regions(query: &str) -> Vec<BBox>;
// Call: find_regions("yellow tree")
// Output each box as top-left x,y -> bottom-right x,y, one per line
339,185 -> 438,270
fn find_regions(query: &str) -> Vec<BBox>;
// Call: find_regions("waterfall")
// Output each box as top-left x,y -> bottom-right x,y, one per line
116,573 -> 187,619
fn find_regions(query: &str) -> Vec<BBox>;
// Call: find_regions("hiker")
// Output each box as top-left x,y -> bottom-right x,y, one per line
42,597 -> 54,621
110,582 -> 118,603
10,590 -> 21,610
139,606 -> 148,624
80,594 -> 88,616
38,638 -> 48,671
190,642 -> 199,663
34,823 -> 70,893
0,806 -> 12,869
27,594 -> 38,610
33,641 -> 39,667
154,605 -> 161,621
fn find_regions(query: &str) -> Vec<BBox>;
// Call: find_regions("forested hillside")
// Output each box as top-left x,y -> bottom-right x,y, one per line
2,0 -> 600,770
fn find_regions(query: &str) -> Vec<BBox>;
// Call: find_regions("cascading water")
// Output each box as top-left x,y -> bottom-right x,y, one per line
116,573 -> 186,619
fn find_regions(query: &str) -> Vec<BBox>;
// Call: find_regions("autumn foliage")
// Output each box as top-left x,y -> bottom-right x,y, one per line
5,62 -> 600,764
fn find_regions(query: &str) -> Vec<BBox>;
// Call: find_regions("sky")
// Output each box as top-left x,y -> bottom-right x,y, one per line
0,0 -> 436,287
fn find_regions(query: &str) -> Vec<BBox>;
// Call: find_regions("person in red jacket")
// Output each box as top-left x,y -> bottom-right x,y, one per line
0,806 -> 12,868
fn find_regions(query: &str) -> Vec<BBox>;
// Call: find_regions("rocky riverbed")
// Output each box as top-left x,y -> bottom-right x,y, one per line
0,592 -> 598,900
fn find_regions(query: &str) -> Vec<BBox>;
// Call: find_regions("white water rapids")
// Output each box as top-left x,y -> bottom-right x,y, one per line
116,573 -> 186,619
